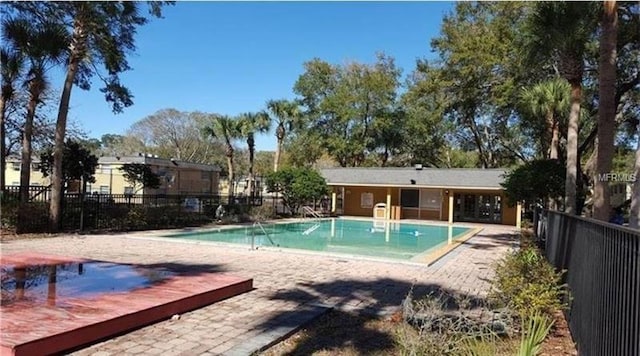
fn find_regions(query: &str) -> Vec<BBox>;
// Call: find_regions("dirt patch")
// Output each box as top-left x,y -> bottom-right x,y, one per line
260,310 -> 397,356
261,309 -> 577,356
541,311 -> 577,356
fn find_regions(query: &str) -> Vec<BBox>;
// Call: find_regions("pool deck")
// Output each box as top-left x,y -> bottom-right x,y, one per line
0,223 -> 518,355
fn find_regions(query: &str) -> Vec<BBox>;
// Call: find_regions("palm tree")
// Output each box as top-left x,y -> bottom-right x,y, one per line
202,114 -> 240,199
520,78 -> 570,161
237,111 -> 270,199
3,18 -> 68,203
593,1 -> 619,221
528,2 -> 597,214
266,99 -> 301,172
0,49 -> 24,192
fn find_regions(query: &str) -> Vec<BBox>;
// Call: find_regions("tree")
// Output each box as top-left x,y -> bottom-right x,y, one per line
400,62 -> 451,167
7,2 -> 170,231
119,163 -> 161,194
293,54 -> 402,167
0,47 -> 23,192
253,151 -> 274,177
501,159 -> 566,208
125,109 -> 225,163
237,111 -> 270,198
283,130 -> 325,168
630,131 -> 640,228
264,167 -> 328,216
431,2 -> 536,168
593,1 -> 619,221
2,18 -> 68,203
527,2 -> 597,214
519,78 -> 570,160
202,114 -> 240,198
267,99 -> 301,172
39,140 -> 98,191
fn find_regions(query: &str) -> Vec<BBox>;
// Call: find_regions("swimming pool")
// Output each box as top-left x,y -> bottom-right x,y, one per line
164,219 -> 473,261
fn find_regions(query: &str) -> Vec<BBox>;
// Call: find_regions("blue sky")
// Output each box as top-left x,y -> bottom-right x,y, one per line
58,2 -> 453,151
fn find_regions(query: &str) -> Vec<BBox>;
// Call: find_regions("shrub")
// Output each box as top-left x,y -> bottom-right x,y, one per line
518,312 -> 554,356
490,246 -> 567,319
1,199 -> 19,229
250,204 -> 275,221
124,206 -> 148,230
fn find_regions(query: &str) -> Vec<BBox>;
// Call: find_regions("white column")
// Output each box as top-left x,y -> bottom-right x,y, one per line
448,191 -> 454,224
386,188 -> 391,220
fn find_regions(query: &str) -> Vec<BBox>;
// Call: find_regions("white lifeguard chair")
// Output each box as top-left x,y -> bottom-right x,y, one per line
373,203 -> 387,220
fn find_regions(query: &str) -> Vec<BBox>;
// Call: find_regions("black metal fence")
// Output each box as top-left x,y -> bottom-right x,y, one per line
1,186 -> 264,233
534,209 -> 640,356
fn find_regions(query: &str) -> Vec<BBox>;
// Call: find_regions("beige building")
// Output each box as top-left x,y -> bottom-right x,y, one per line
3,155 -> 220,195
321,167 -> 521,227
90,156 -> 220,195
4,157 -> 51,187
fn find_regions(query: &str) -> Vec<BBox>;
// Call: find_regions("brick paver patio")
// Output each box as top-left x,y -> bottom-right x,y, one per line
0,224 -> 517,355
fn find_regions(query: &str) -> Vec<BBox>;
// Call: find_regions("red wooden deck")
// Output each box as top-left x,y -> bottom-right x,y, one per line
0,253 -> 253,356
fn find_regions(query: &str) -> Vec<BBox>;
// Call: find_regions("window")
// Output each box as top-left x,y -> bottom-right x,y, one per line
124,186 -> 134,195
99,186 -> 109,194
400,189 -> 419,208
420,189 -> 441,210
100,164 -> 112,174
360,192 -> 373,208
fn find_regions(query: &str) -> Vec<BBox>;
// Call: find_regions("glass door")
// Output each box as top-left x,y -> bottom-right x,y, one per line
453,193 -> 502,223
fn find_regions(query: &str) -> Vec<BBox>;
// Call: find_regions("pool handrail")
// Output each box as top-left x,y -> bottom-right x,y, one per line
302,206 -> 324,219
251,221 -> 276,249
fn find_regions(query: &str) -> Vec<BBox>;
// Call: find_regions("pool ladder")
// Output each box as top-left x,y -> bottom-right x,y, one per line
302,206 -> 324,220
250,221 -> 276,249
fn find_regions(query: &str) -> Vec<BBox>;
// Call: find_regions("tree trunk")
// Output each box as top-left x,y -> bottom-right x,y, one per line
565,83 -> 581,215
20,82 -> 40,204
226,153 -> 234,199
550,116 -> 560,160
50,11 -> 87,232
630,127 -> 640,228
547,112 -> 560,211
247,137 -> 255,199
593,0 -> 618,221
0,97 -> 6,192
274,124 -> 285,172
466,115 -> 488,168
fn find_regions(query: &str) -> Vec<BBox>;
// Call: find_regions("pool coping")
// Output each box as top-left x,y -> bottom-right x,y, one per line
408,227 -> 483,265
124,218 -> 484,267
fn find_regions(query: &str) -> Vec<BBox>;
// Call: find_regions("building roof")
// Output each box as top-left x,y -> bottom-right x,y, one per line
98,156 -> 221,172
320,167 -> 507,190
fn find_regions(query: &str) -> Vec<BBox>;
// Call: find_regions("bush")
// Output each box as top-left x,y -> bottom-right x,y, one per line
250,204 -> 275,221
490,246 -> 567,319
124,206 -> 148,230
398,290 -> 507,355
1,198 -> 19,229
2,201 -> 50,233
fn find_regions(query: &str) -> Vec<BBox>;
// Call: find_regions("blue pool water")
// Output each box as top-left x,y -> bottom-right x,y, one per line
164,219 -> 471,260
